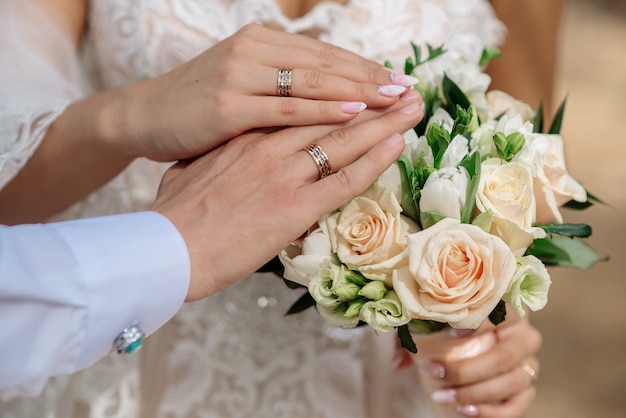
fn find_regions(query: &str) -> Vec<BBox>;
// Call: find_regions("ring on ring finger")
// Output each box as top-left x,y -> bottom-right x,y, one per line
522,364 -> 538,385
303,143 -> 333,180
277,68 -> 293,97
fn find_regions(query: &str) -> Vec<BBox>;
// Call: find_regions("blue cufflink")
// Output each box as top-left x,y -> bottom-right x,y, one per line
113,324 -> 145,354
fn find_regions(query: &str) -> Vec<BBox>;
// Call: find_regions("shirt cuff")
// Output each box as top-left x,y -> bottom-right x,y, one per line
48,211 -> 190,370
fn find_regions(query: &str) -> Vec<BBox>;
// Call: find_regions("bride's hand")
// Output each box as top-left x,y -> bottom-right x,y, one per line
152,90 -> 423,300
121,23 -> 416,162
406,312 -> 542,417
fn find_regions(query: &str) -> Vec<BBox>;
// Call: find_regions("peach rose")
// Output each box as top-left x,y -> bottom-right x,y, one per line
393,217 -> 516,329
327,182 -> 419,285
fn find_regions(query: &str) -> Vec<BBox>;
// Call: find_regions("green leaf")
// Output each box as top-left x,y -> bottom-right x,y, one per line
442,75 -> 471,119
285,291 -> 316,315
548,96 -> 568,135
397,155 -> 420,221
563,199 -> 594,210
459,153 -> 481,224
488,300 -> 507,326
564,190 -> 606,210
479,46 -> 502,66
533,101 -> 544,133
420,211 -> 447,230
407,319 -> 447,334
398,324 -> 418,354
540,223 -> 592,239
528,236 -> 600,269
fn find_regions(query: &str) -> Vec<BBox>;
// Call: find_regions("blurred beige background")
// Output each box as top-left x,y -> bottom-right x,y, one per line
528,1 -> 626,417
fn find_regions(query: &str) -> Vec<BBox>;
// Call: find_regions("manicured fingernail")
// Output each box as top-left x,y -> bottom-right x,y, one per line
389,71 -> 419,86
420,362 -> 446,379
456,405 -> 479,417
340,101 -> 367,114
449,328 -> 475,338
432,388 -> 457,404
398,102 -> 421,115
378,84 -> 406,97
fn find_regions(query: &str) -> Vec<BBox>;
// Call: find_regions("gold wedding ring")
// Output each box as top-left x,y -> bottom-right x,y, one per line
522,364 -> 538,385
277,68 -> 293,97
303,144 -> 333,179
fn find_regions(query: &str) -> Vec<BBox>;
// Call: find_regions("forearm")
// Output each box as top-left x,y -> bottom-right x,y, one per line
0,88 -> 138,224
488,0 -> 565,113
0,212 -> 189,399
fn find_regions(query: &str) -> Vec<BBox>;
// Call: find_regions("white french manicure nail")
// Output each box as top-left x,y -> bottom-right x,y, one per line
377,84 -> 406,97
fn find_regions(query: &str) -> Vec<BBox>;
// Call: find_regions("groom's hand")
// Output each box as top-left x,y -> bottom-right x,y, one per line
152,90 -> 423,301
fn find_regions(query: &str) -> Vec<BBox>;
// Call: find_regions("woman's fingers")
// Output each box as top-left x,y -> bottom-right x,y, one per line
286,90 -> 423,183
451,357 -> 540,406
241,23 -> 383,69
456,387 -> 537,418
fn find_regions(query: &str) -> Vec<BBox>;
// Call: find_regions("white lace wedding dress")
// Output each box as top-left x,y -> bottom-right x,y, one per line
0,1 -> 504,417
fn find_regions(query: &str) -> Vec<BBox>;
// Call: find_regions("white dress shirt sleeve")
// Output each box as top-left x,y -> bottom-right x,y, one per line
0,211 -> 190,401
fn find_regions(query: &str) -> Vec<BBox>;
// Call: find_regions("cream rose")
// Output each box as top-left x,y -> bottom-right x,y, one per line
476,158 -> 536,229
393,217 -> 516,329
327,182 -> 419,285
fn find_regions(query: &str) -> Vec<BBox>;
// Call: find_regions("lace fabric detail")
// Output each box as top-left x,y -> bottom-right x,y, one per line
1,1 -> 504,417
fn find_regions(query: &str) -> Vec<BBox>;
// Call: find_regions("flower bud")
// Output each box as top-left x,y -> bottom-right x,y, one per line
358,280 -> 388,301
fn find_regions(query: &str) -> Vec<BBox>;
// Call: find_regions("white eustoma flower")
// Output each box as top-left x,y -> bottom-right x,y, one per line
503,255 -> 552,317
359,290 -> 410,333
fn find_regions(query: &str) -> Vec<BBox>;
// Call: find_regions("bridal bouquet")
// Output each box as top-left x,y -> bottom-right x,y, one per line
278,45 -> 601,352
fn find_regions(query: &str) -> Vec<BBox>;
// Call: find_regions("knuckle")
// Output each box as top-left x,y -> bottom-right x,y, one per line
331,169 -> 358,192
304,69 -> 323,89
316,45 -> 337,67
236,23 -> 260,37
225,35 -> 256,57
277,98 -> 298,116
367,67 -> 379,84
209,90 -> 236,118
327,128 -> 351,146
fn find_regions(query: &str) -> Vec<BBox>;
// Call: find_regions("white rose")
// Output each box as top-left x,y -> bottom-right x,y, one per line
470,118 -> 498,158
489,215 -> 546,256
503,255 -> 552,317
393,217 -> 516,329
521,134 -> 587,224
476,158 -> 536,229
426,108 -> 454,133
485,90 -> 535,122
445,60 -> 492,115
419,166 -> 470,221
441,135 -> 469,168
327,182 -> 419,285
359,290 -> 410,333
378,130 -> 433,203
279,219 -> 334,286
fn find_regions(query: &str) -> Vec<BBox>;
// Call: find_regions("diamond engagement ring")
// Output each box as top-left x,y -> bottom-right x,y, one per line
277,68 -> 293,97
303,144 -> 333,179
